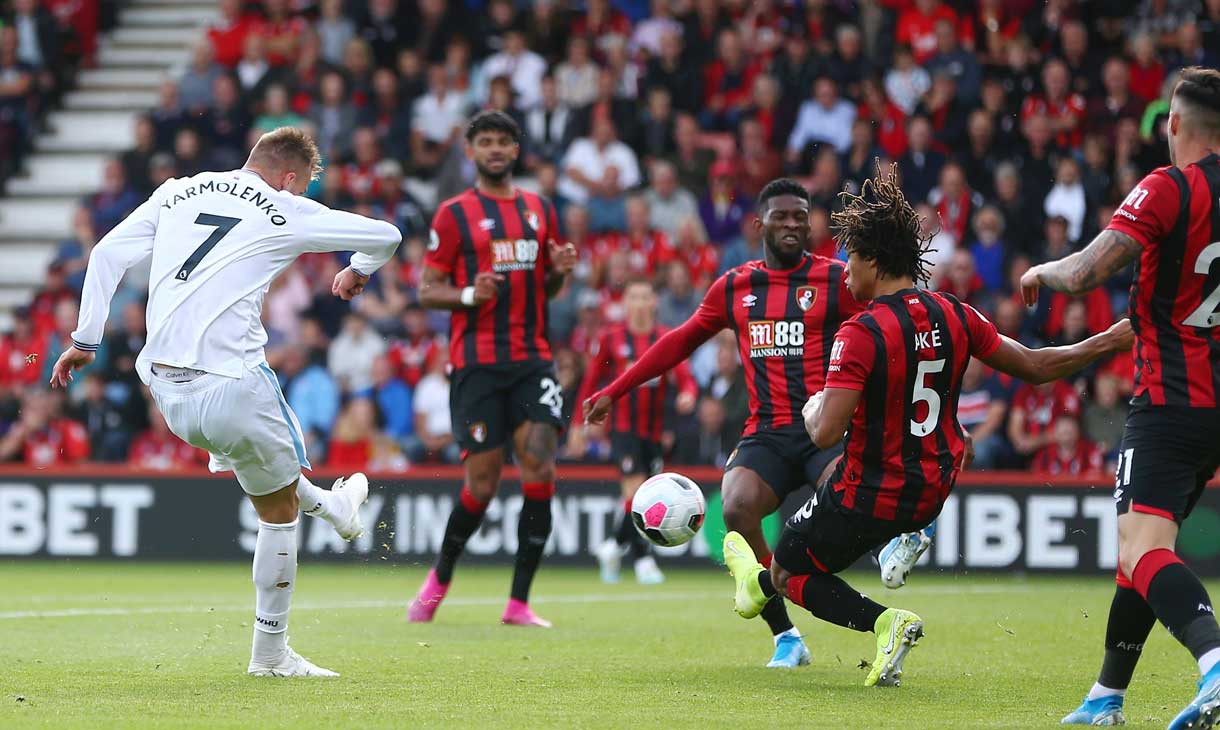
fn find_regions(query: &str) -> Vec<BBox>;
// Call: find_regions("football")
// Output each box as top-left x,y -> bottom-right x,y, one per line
630,472 -> 707,547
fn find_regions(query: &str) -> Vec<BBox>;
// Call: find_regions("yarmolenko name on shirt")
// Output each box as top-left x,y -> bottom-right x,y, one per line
160,179 -> 287,226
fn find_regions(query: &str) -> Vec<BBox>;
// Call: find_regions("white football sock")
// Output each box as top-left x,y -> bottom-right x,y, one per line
1198,647 -> 1220,676
296,474 -> 343,521
1087,682 -> 1125,700
774,627 -> 801,644
251,519 -> 297,665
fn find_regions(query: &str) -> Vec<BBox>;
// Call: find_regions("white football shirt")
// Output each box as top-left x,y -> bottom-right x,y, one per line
72,168 -> 402,384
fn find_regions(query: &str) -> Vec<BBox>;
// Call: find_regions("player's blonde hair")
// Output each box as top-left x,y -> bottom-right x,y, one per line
248,127 -> 323,181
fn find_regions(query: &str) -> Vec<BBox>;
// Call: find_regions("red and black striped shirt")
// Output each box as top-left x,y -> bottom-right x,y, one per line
591,254 -> 862,437
825,289 -> 1001,524
1106,153 -> 1220,407
423,187 -> 561,370
576,323 -> 698,442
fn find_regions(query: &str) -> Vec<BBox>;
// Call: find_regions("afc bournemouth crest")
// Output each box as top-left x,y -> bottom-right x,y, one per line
469,422 -> 487,444
524,210 -> 540,231
796,286 -> 817,312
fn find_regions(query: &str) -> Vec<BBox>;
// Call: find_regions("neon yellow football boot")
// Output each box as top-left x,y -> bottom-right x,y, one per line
723,531 -> 769,619
866,608 -> 924,687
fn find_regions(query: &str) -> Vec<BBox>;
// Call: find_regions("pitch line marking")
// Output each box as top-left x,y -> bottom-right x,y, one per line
0,583 -> 1026,620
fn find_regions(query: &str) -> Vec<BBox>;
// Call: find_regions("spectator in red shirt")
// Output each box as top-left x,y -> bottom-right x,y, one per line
1019,58 -> 1086,150
0,311 -> 46,389
1032,415 -> 1104,476
700,28 -> 760,132
928,162 -> 979,245
1128,32 -> 1165,103
1007,379 -> 1081,462
129,404 -> 208,471
340,127 -> 382,203
896,0 -> 972,65
28,262 -> 74,339
207,0 -> 260,68
571,0 -> 632,51
0,390 -> 89,466
736,118 -> 782,199
387,303 -> 439,388
651,216 -> 718,292
859,77 -> 907,160
591,196 -> 668,286
328,397 -> 408,471
260,0 -> 306,67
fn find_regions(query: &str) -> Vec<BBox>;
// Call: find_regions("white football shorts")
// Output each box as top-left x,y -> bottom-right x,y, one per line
149,362 -> 311,496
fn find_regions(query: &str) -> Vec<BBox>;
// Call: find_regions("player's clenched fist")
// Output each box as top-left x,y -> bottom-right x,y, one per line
583,395 -> 612,425
549,241 -> 578,277
1018,264 -> 1043,307
332,266 -> 370,301
801,391 -> 823,440
472,271 -> 504,305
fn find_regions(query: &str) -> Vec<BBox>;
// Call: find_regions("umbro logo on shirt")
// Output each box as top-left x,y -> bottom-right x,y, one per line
741,294 -> 757,308
478,219 -> 497,230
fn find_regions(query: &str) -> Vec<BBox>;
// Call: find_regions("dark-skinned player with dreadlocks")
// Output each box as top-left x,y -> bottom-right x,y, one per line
721,164 -> 1134,687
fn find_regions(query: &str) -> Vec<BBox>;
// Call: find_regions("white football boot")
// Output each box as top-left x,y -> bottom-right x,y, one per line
248,646 -> 339,678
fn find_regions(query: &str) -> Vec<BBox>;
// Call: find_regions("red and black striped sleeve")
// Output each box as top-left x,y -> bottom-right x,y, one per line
423,203 -> 462,275
825,319 -> 876,391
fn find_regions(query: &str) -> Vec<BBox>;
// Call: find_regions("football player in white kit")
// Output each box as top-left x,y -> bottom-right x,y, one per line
49,128 -> 402,677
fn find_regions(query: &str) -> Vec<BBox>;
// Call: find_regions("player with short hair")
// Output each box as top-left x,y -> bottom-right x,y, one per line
1020,67 -> 1220,729
407,110 -> 578,628
50,126 -> 403,677
723,165 -> 1131,687
585,178 -> 866,667
576,277 -> 698,585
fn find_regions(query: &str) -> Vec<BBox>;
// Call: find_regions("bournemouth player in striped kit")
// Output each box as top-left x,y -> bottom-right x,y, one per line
407,111 -> 578,628
585,179 -> 866,668
1021,68 -> 1220,729
722,166 -> 1131,687
577,277 -> 698,585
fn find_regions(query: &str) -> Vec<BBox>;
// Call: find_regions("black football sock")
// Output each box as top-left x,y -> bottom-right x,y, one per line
789,573 -> 887,633
757,554 -> 793,635
614,509 -> 636,546
757,570 -> 777,598
1134,549 -> 1220,660
434,485 -> 488,584
1097,581 -> 1157,690
510,484 -> 554,603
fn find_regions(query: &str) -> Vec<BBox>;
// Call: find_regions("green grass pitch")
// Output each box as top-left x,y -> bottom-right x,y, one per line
0,562 -> 1211,729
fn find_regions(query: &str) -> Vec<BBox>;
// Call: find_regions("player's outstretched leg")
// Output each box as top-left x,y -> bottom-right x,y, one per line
780,568 -> 920,686
297,472 -> 370,540
246,482 -> 337,678
1061,571 -> 1153,726
878,521 -> 935,589
722,469 -> 809,668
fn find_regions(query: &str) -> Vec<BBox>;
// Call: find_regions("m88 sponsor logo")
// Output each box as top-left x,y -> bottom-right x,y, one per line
490,238 -> 540,272
747,319 -> 805,358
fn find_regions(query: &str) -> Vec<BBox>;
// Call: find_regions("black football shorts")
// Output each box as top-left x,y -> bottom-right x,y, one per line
1114,403 -> 1220,524
610,433 -> 664,478
449,360 -> 567,456
724,426 -> 844,500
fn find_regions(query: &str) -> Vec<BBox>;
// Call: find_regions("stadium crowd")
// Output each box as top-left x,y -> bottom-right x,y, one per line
2,0 -> 1218,475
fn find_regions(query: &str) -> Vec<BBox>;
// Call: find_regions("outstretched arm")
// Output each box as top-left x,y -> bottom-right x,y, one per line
55,195 -> 160,387
980,319 -> 1133,384
1020,229 -> 1142,303
583,316 -> 718,423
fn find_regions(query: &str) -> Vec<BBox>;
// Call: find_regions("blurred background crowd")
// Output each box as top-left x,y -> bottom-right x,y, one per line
2,0 -> 1216,475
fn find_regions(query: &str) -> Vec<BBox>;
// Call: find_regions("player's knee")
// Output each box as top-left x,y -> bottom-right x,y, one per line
1118,542 -> 1170,581
252,486 -> 299,524
721,489 -> 759,531
465,473 -> 499,503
